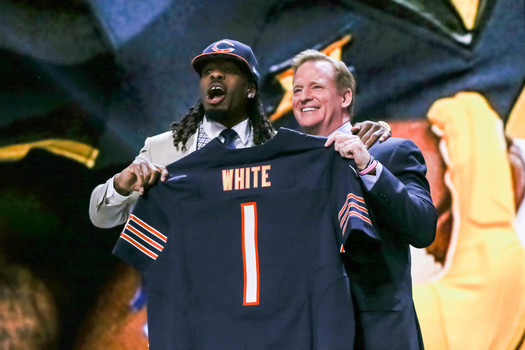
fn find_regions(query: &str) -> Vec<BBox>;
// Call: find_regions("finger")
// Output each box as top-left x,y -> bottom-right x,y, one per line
324,133 -> 337,147
359,132 -> 372,148
355,125 -> 374,147
147,170 -> 161,187
343,135 -> 360,147
343,147 -> 355,159
350,122 -> 362,134
335,144 -> 347,158
159,166 -> 169,182
334,136 -> 351,152
347,144 -> 370,168
145,163 -> 166,187
353,126 -> 367,139
353,121 -> 374,138
132,164 -> 146,194
139,162 -> 155,184
125,166 -> 144,195
338,142 -> 355,159
363,130 -> 382,149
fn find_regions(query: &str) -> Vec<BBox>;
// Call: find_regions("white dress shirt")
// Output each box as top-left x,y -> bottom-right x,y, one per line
204,115 -> 252,149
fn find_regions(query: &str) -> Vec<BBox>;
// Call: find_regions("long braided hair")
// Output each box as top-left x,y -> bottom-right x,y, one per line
170,92 -> 275,151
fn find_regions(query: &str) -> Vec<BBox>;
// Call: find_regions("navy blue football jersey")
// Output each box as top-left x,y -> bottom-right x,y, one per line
113,128 -> 377,350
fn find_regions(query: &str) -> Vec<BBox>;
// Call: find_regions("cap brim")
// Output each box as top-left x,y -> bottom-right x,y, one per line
191,52 -> 253,76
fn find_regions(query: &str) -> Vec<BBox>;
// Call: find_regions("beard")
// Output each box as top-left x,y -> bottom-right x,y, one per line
205,108 -> 230,123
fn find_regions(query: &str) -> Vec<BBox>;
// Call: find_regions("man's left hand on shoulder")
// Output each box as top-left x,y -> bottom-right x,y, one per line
351,120 -> 391,148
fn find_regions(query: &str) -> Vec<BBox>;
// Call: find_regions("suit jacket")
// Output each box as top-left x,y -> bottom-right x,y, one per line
343,137 -> 437,350
89,131 -> 196,228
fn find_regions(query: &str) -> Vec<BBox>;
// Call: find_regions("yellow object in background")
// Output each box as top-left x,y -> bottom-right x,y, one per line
414,92 -> 525,350
451,0 -> 480,30
0,139 -> 99,168
506,87 -> 525,139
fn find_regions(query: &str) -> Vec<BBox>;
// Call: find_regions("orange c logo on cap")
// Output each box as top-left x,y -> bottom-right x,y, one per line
212,40 -> 235,53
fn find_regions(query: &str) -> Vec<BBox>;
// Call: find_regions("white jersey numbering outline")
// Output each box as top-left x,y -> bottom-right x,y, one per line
241,202 -> 260,305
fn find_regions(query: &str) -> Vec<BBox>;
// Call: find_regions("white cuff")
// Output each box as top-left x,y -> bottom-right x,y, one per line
105,175 -> 133,205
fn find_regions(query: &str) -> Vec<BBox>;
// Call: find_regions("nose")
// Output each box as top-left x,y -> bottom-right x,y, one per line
209,68 -> 225,80
299,88 -> 312,103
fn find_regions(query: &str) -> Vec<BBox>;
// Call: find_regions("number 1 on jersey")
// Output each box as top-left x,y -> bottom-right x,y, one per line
241,202 -> 260,305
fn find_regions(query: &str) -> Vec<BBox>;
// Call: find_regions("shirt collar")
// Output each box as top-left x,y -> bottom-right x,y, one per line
329,122 -> 353,137
202,115 -> 251,147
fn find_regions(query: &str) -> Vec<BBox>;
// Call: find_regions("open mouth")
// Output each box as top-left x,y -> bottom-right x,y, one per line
207,85 -> 226,104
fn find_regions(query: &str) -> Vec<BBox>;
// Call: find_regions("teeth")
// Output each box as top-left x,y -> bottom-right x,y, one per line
209,86 -> 225,98
302,107 -> 316,112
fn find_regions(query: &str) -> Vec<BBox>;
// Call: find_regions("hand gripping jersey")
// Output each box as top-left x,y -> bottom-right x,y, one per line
113,128 -> 377,350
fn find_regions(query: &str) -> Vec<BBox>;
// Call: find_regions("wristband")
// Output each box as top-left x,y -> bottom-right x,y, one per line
359,159 -> 378,176
361,155 -> 374,169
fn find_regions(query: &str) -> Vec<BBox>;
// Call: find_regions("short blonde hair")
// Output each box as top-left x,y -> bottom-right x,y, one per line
291,49 -> 356,116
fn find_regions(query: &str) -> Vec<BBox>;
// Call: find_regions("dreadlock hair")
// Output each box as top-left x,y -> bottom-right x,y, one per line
170,93 -> 275,151
170,100 -> 204,151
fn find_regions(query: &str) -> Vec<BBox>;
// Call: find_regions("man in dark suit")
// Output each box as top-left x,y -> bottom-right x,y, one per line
291,49 -> 437,349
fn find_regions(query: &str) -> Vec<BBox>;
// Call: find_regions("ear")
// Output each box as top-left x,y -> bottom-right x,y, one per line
341,88 -> 353,109
247,83 -> 257,98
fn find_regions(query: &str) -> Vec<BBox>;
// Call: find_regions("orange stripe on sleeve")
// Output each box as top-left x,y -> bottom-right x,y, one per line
120,233 -> 158,259
130,214 -> 167,242
126,224 -> 164,251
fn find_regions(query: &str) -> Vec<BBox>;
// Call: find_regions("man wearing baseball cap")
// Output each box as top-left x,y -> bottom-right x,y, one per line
89,38 -> 274,228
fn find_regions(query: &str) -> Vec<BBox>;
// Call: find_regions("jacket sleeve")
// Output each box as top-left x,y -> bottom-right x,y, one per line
88,131 -> 196,229
88,137 -> 154,229
88,178 -> 141,228
367,139 -> 437,248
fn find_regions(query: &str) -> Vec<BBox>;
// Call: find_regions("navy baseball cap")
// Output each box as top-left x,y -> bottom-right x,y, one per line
191,39 -> 260,85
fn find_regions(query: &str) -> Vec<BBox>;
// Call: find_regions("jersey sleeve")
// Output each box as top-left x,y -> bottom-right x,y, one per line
112,188 -> 169,272
333,157 -> 379,249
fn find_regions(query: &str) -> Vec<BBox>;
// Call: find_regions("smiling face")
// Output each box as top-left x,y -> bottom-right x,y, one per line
292,60 -> 352,136
199,58 -> 256,128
